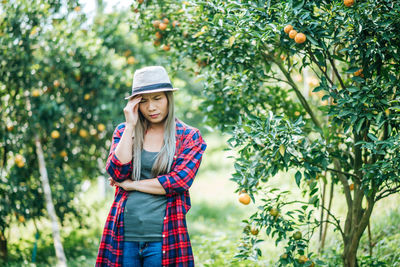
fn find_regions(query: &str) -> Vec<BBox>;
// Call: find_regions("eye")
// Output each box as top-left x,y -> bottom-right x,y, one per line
155,97 -> 161,100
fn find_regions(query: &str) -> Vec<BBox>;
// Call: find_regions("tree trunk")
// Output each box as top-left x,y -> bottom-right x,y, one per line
35,135 -> 67,267
0,230 -> 7,262
342,238 -> 360,267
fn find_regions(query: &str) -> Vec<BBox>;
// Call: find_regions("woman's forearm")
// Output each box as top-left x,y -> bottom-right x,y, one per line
114,124 -> 135,164
132,178 -> 166,195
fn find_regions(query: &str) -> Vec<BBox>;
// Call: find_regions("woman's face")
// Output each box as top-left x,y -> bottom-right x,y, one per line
139,91 -> 169,124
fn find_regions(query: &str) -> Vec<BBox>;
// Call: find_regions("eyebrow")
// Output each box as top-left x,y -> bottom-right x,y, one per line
140,94 -> 162,100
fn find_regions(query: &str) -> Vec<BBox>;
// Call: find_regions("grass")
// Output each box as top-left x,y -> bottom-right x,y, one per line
2,131 -> 400,266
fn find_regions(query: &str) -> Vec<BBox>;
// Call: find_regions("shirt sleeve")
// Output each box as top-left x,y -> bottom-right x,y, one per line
157,129 -> 207,195
105,123 -> 133,182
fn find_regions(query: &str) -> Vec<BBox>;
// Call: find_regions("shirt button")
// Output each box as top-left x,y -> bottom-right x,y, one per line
162,250 -> 166,254
162,234 -> 165,237
174,155 -> 177,159
164,217 -> 167,220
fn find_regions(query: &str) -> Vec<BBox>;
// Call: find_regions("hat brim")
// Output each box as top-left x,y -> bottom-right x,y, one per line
124,88 -> 179,100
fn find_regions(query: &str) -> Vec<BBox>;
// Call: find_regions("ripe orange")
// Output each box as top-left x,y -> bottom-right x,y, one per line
250,226 -> 259,235
349,183 -> 354,191
163,18 -> 169,24
32,89 -> 41,97
152,20 -> 161,28
79,129 -> 88,138
123,50 -> 131,57
53,80 -> 60,87
344,0 -> 354,7
127,56 -> 135,65
288,30 -> 298,39
60,150 -> 67,157
238,192 -> 251,205
162,44 -> 170,51
294,33 -> 306,44
97,123 -> 106,132
7,124 -> 14,131
51,130 -> 60,139
74,6 -> 81,12
172,20 -> 180,27
353,69 -> 363,76
138,0 -> 144,4
159,23 -> 167,31
294,111 -> 300,116
15,155 -> 23,162
18,215 -> 25,223
153,40 -> 161,46
155,31 -> 162,40
284,25 -> 293,34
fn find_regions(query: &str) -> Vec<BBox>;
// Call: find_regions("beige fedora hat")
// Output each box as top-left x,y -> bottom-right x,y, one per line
124,65 -> 179,100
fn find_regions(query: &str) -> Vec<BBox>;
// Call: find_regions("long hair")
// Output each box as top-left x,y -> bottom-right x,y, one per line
130,91 -> 176,181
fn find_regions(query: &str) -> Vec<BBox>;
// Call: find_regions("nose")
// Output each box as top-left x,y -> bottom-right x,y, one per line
148,100 -> 156,111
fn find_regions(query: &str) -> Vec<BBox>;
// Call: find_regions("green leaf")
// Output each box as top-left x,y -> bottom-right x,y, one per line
355,118 -> 365,134
295,171 -> 302,187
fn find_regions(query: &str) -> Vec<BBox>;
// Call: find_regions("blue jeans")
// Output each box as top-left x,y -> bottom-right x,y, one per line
122,241 -> 162,267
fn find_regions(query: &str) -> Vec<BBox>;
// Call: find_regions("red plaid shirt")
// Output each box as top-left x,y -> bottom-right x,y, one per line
95,118 -> 207,267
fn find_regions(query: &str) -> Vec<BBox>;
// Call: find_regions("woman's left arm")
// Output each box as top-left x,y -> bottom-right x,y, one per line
110,130 -> 207,195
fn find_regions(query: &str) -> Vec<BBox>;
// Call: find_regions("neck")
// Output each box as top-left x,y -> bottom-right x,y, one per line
147,122 -> 164,133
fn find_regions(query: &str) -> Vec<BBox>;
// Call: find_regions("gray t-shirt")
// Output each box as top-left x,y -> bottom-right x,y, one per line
124,149 -> 167,242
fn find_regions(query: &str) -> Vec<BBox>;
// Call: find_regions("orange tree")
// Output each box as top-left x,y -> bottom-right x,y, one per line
0,1 -> 157,262
131,0 -> 400,266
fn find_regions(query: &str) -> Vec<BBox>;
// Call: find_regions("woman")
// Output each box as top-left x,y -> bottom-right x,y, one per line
95,66 -> 207,267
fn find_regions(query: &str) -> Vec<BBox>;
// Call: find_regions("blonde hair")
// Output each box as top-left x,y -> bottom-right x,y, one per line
130,91 -> 176,181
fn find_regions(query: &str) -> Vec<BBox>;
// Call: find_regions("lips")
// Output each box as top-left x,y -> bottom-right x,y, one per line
150,113 -> 159,118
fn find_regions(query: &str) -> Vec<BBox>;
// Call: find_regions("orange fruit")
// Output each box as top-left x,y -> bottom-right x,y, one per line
7,124 -> 14,131
159,23 -> 167,31
152,20 -> 161,28
32,89 -> 41,97
155,31 -> 162,40
97,123 -> 106,131
298,255 -> 308,263
280,253 -> 288,259
123,50 -> 131,57
53,80 -> 60,87
138,0 -> 144,4
269,208 -> 279,217
51,130 -> 60,139
172,20 -> 180,27
284,25 -> 293,34
18,215 -> 25,223
163,18 -> 169,24
84,93 -> 91,100
162,44 -> 171,51
293,231 -> 302,240
60,150 -> 67,157
349,183 -> 354,190
294,33 -> 306,44
74,6 -> 81,12
353,69 -> 363,76
127,56 -> 135,65
79,129 -> 88,138
153,40 -> 161,46
289,30 -> 298,39
250,226 -> 259,235
294,111 -> 300,116
238,192 -> 251,205
344,0 -> 354,7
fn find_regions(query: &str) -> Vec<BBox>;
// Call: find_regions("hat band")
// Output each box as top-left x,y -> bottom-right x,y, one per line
132,83 -> 173,94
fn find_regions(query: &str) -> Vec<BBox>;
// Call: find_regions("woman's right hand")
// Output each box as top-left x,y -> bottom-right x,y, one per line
124,95 -> 142,127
